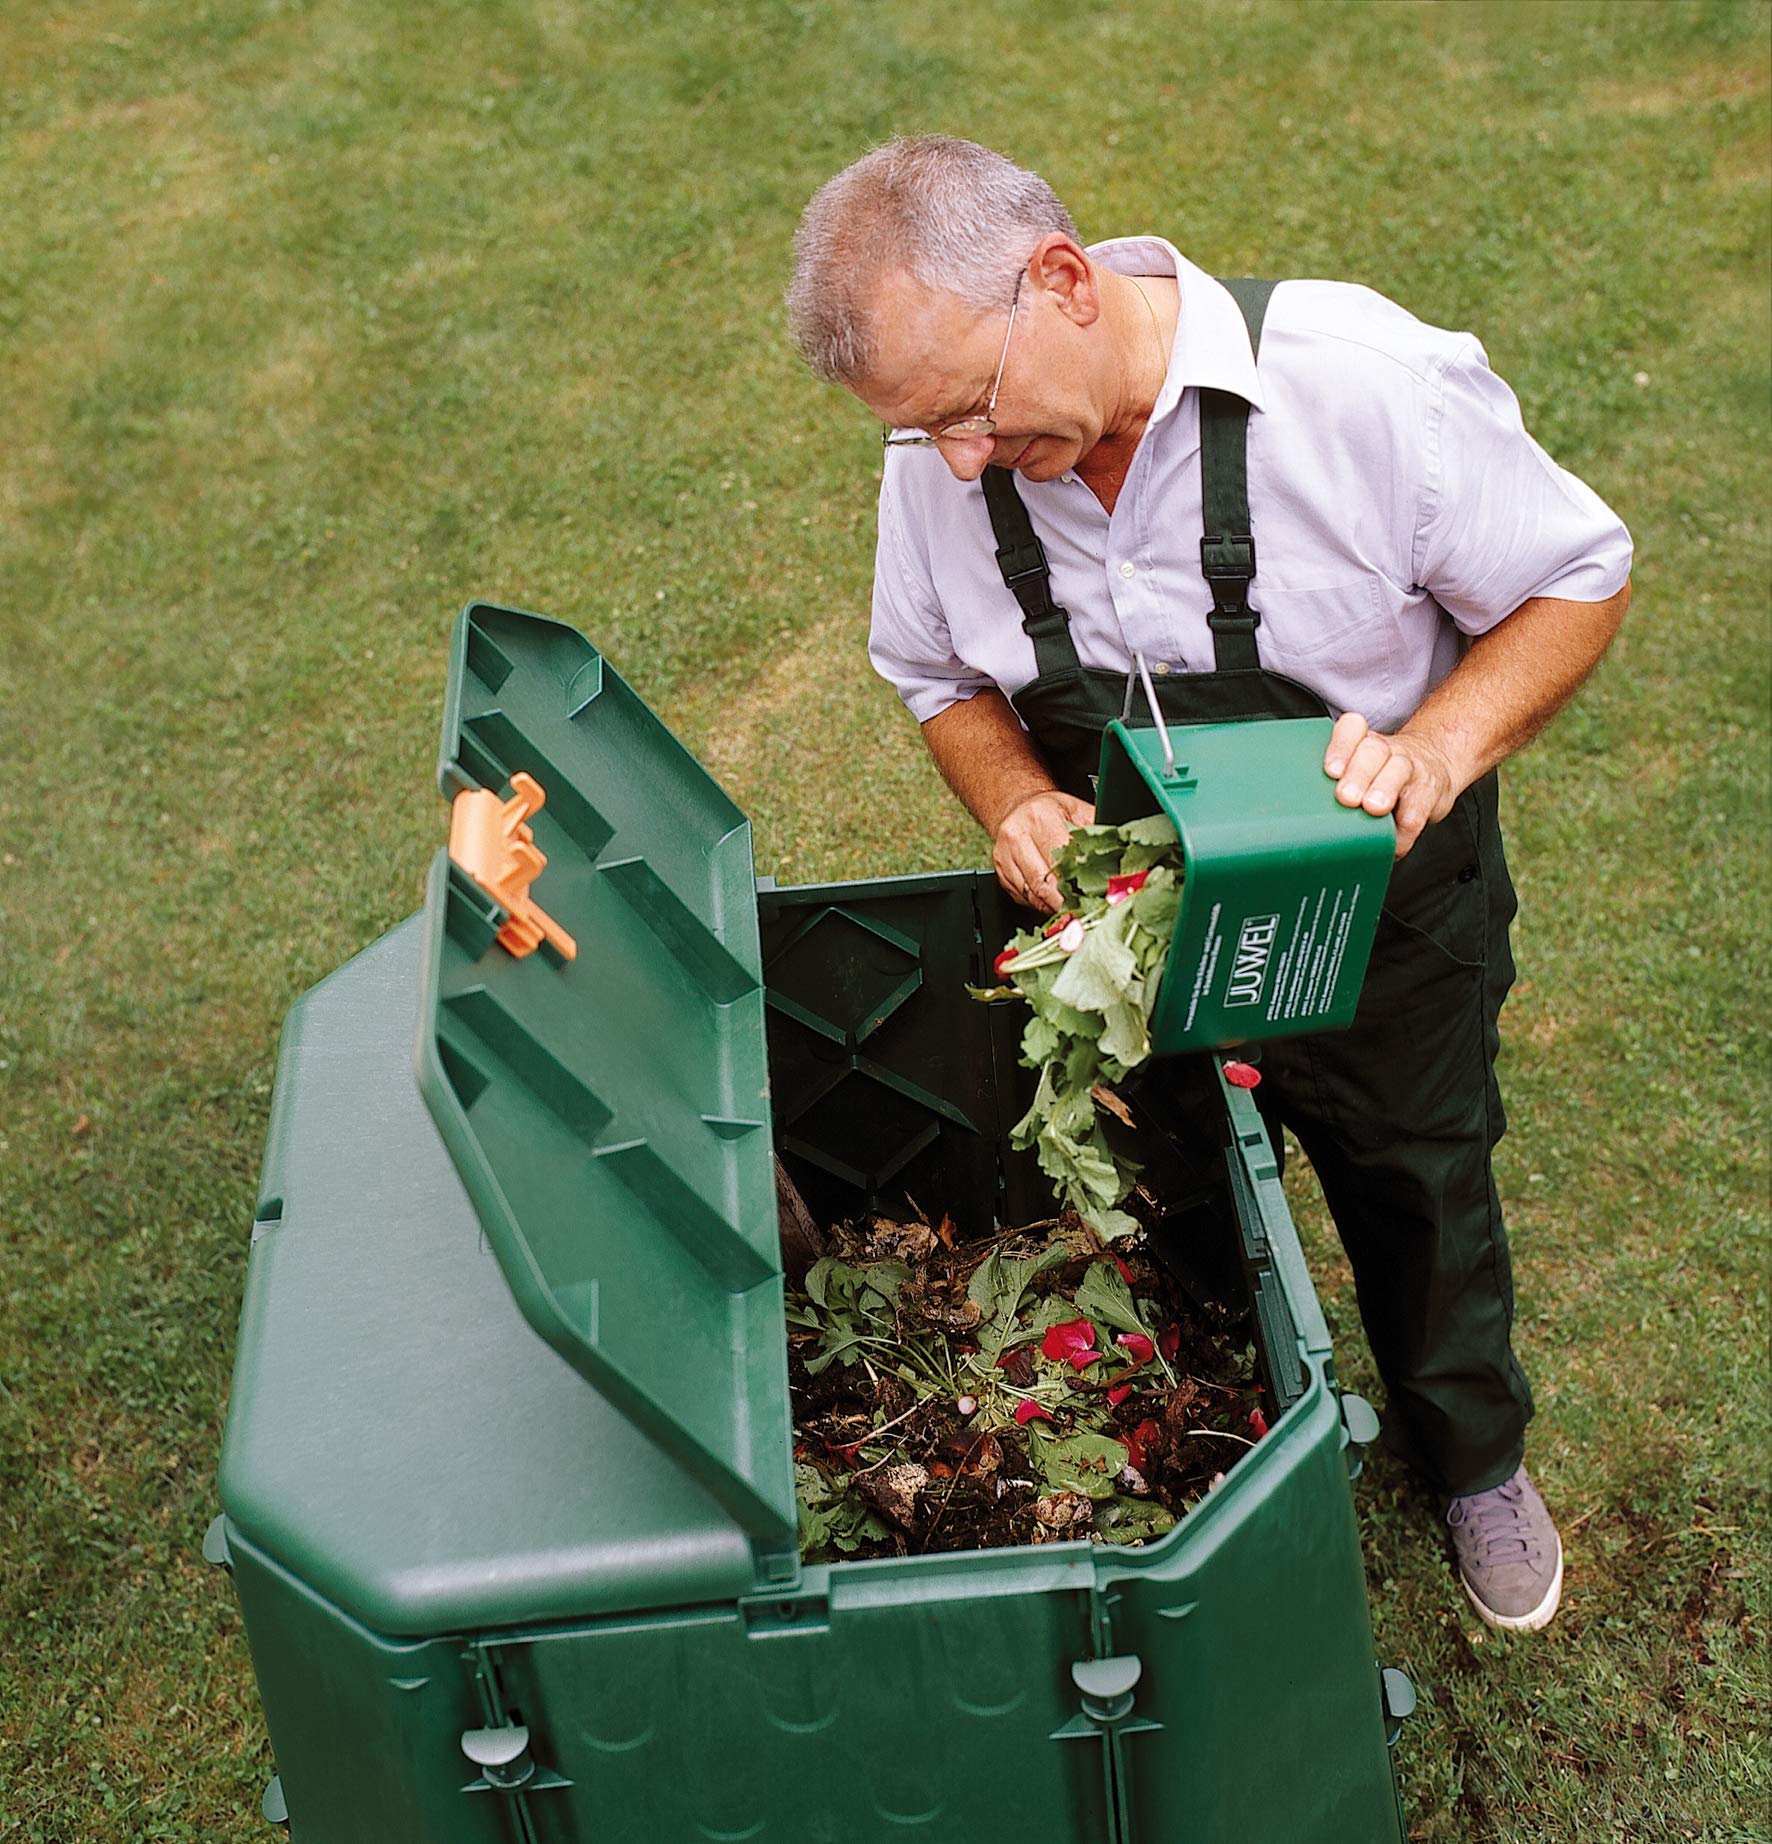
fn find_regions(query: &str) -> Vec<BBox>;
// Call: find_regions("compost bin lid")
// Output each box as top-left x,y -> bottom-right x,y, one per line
414,602 -> 794,1548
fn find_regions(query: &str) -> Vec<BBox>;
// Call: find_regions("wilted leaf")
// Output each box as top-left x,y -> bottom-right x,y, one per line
1091,1084 -> 1136,1128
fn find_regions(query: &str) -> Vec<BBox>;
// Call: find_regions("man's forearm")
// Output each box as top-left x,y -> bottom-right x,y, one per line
919,691 -> 1062,834
920,691 -> 1094,912
1403,582 -> 1632,793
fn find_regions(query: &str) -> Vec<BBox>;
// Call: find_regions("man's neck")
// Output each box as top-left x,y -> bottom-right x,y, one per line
1076,271 -> 1178,509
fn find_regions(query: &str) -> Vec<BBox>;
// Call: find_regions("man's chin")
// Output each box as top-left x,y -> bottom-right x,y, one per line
1005,440 -> 1074,479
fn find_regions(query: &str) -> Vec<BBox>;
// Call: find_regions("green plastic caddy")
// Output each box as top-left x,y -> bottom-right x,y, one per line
212,604 -> 1415,1843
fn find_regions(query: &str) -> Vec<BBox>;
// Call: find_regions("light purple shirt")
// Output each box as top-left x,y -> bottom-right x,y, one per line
869,238 -> 1633,732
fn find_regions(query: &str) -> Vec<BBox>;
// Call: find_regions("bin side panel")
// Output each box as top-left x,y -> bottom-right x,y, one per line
227,1531 -> 495,1844
1104,1382 -> 1406,1843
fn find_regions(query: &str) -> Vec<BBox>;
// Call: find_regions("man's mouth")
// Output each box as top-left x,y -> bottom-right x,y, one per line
1005,440 -> 1036,468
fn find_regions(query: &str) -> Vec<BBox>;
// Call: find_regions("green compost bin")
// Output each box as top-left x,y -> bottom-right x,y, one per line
1094,716 -> 1395,1055
211,603 -> 1417,1844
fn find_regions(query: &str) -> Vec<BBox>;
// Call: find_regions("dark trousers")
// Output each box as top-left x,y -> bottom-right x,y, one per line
1254,771 -> 1533,1498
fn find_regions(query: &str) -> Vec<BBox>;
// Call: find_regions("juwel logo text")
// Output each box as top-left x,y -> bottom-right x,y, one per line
1224,913 -> 1281,1008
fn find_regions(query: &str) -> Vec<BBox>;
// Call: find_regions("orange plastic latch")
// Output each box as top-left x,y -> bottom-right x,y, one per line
447,770 -> 579,962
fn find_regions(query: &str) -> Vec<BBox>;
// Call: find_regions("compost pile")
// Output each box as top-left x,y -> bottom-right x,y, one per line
789,1210 -> 1270,1562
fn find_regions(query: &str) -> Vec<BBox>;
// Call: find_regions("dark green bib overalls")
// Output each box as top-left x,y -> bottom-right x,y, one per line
980,280 -> 1533,1497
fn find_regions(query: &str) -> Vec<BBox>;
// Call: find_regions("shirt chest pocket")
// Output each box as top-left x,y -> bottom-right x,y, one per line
1250,577 -> 1397,718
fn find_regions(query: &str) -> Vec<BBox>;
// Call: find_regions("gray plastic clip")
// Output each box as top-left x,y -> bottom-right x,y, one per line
461,1724 -> 535,1791
1381,1666 -> 1417,1747
1339,1391 -> 1381,1480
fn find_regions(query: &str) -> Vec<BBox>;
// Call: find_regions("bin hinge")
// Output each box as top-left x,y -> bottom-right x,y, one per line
1339,1392 -> 1381,1480
1051,1655 -> 1162,1844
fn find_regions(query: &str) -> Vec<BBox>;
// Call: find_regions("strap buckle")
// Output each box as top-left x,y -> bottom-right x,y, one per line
995,531 -> 1051,588
1200,530 -> 1259,629
1199,531 -> 1257,584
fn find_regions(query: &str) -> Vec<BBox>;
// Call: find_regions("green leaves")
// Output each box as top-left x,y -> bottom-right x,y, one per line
968,1243 -> 1069,1355
795,1462 -> 891,1558
981,816 -> 1185,1237
1028,1428 -> 1129,1499
801,1256 -> 912,1375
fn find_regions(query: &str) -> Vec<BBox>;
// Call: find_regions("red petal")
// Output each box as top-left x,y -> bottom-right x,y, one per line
1120,1416 -> 1162,1471
1222,1059 -> 1262,1090
1069,1347 -> 1101,1371
1106,1383 -> 1133,1408
1159,1322 -> 1181,1361
1105,871 -> 1150,906
1116,1331 -> 1155,1364
1014,1399 -> 1053,1426
1248,1407 -> 1270,1439
1042,911 -> 1076,938
1041,1318 -> 1099,1362
993,947 -> 1018,978
1112,1253 -> 1136,1285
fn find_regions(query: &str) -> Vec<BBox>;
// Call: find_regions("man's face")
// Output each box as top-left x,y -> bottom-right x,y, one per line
852,253 -> 1109,484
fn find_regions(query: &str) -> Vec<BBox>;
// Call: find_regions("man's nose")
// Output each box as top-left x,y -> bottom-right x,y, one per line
938,434 -> 996,482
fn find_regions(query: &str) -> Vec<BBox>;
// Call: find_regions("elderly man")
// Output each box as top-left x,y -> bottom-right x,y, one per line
786,136 -> 1631,1632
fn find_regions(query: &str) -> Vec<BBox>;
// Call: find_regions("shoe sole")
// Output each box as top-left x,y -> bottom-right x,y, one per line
1461,1535 -> 1564,1633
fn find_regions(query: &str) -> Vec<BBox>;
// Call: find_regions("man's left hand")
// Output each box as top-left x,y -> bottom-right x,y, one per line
1324,713 -> 1461,859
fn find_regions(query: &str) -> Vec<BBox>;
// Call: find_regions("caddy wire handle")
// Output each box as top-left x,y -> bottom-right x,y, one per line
1131,650 -> 1178,778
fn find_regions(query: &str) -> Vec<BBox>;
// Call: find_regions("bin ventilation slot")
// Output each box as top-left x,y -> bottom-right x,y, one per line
563,654 -> 603,718
464,622 -> 514,695
436,1037 -> 493,1112
598,857 -> 757,1004
591,1140 -> 773,1292
442,988 -> 613,1144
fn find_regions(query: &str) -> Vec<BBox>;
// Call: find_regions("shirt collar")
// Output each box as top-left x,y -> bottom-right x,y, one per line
1086,236 -> 1268,415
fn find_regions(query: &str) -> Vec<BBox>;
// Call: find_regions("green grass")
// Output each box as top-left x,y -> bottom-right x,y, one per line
1,1 -> 1766,1837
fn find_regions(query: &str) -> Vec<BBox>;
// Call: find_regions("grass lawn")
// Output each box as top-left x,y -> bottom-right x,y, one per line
1,1 -> 1766,1838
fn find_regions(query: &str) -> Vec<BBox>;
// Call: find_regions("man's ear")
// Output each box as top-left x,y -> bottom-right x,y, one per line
1028,234 -> 1099,329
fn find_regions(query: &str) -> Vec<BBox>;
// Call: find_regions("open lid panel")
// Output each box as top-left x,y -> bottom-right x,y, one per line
414,603 -> 794,1549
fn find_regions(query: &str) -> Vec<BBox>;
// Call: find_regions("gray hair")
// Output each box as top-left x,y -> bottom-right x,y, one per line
787,136 -> 1079,386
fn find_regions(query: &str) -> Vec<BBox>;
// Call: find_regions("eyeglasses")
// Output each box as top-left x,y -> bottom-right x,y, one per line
882,273 -> 1023,448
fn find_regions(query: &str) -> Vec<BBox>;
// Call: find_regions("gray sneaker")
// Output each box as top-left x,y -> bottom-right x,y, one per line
1444,1465 -> 1564,1632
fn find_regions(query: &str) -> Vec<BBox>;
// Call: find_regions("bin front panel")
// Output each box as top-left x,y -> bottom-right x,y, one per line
510,1571 -> 1106,1844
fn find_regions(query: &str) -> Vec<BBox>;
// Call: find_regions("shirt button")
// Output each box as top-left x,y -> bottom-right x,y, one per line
1118,561 -> 1136,579
1153,662 -> 1170,674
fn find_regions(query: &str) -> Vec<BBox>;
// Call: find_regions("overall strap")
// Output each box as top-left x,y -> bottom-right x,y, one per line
980,465 -> 1082,679
1199,277 -> 1278,673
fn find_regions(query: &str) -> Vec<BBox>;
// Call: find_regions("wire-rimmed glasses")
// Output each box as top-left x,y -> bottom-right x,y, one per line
881,273 -> 1024,449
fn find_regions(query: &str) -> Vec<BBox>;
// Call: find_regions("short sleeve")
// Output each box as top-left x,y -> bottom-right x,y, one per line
869,469 -> 994,722
1414,339 -> 1633,635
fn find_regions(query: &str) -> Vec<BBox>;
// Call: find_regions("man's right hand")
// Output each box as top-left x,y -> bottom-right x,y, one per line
993,789 -> 1095,913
